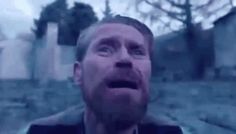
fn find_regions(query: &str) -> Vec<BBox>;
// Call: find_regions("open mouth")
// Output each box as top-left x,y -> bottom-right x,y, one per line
107,80 -> 138,90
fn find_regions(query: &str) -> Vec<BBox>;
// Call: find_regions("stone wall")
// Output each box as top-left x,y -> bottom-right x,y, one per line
214,14 -> 236,78
0,39 -> 32,79
34,23 -> 75,83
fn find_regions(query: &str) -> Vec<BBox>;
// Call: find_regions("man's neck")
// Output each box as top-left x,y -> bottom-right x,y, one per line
84,107 -> 137,134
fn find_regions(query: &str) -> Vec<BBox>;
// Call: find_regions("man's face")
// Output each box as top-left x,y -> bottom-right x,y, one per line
74,23 -> 151,126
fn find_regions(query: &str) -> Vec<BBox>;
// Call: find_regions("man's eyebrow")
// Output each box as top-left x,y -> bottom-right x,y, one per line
95,36 -> 145,49
126,40 -> 145,49
97,36 -> 119,44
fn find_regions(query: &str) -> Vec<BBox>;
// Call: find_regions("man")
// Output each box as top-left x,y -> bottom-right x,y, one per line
26,15 -> 183,134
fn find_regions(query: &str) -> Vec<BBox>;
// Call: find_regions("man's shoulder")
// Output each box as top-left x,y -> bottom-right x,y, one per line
31,105 -> 84,126
139,123 -> 183,134
26,107 -> 183,134
26,125 -> 81,134
138,114 -> 183,134
27,124 -> 182,134
26,105 -> 85,134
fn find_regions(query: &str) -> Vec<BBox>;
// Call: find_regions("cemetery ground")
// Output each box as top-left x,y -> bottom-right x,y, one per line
0,79 -> 236,134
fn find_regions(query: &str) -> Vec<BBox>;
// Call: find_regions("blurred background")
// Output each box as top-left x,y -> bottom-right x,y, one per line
0,0 -> 236,134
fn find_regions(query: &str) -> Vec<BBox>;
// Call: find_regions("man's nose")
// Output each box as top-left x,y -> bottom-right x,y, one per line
115,59 -> 133,68
115,47 -> 133,68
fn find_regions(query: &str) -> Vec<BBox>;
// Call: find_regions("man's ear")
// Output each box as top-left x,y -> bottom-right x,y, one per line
74,61 -> 82,85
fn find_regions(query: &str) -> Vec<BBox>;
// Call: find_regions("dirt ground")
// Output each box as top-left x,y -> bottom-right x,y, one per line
0,80 -> 236,134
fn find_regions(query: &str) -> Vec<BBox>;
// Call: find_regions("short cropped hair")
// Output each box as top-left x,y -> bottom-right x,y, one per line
76,15 -> 154,62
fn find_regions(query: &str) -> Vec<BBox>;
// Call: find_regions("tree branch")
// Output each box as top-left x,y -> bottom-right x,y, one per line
144,0 -> 185,23
166,0 -> 185,9
199,3 -> 231,18
229,0 -> 234,8
193,0 -> 215,11
155,17 -> 180,33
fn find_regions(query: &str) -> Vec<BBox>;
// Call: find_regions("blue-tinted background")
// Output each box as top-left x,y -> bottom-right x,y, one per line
0,0 -> 236,134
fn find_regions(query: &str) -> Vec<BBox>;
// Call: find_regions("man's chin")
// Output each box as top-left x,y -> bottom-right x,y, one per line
106,108 -> 147,130
85,86 -> 148,127
105,118 -> 140,131
94,103 -> 147,127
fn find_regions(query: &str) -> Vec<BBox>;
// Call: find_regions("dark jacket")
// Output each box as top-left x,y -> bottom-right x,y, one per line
26,105 -> 183,134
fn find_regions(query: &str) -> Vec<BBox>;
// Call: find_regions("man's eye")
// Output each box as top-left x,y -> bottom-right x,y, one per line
131,49 -> 145,56
97,45 -> 114,56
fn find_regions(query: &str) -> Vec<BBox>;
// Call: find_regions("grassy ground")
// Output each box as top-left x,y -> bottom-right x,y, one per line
0,80 -> 236,134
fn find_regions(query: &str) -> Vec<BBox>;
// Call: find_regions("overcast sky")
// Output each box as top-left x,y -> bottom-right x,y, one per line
0,0 -> 140,38
0,0 -> 234,38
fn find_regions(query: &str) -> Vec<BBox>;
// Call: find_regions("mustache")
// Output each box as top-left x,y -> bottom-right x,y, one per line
104,69 -> 141,83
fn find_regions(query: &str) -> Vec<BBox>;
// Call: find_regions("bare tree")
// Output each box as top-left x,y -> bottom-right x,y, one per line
102,0 -> 113,19
0,25 -> 6,41
135,0 -> 234,78
136,0 -> 233,32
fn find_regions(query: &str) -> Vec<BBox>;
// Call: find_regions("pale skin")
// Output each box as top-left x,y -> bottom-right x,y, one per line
74,23 -> 152,134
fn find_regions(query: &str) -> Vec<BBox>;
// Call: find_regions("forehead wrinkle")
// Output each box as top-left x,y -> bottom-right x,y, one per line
91,34 -> 146,52
95,23 -> 144,38
93,29 -> 144,44
94,35 -> 142,44
83,22 -> 145,43
81,23 -> 149,56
